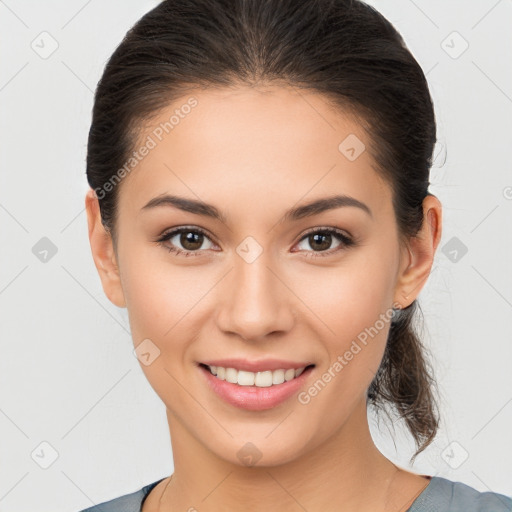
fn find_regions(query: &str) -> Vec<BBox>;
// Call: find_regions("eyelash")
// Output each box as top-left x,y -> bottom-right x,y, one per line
155,226 -> 355,259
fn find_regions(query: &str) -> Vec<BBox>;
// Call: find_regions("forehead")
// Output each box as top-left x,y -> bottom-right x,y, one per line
119,85 -> 391,221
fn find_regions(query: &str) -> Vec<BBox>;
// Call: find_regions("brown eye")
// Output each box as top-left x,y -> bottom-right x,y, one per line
307,232 -> 333,251
295,228 -> 354,256
156,227 -> 215,256
179,231 -> 204,251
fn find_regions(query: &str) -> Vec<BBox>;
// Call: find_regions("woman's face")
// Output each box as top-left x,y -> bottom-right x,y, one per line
94,85 -> 420,466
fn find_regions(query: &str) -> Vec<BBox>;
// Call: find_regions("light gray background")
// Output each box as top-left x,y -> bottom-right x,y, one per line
1,1 -> 511,511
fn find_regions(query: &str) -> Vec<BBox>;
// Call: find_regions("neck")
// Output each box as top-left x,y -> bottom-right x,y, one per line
159,400 -> 418,512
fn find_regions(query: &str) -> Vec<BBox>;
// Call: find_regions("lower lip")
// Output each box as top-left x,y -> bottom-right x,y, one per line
200,365 -> 314,411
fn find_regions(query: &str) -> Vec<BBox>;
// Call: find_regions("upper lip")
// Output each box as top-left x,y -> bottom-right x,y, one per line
200,358 -> 314,372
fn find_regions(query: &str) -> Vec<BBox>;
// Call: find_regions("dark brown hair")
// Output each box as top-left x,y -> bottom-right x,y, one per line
86,0 -> 440,459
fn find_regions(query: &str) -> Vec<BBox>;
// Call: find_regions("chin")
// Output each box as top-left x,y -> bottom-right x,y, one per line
202,428 -> 314,469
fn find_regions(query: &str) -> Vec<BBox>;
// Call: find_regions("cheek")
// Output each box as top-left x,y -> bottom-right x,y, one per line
292,244 -> 398,337
119,244 -> 206,343
293,274 -> 394,439
118,252 -> 205,412
291,245 -> 398,397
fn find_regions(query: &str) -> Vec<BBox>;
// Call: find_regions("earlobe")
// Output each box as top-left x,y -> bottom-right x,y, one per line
85,188 -> 126,308
394,194 -> 442,308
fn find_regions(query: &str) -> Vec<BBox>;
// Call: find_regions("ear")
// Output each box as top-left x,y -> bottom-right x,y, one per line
393,194 -> 442,308
85,188 -> 126,308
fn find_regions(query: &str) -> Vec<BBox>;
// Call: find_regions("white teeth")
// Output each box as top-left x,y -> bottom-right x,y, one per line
272,369 -> 285,385
206,365 -> 308,387
284,369 -> 295,381
225,367 -> 238,384
237,370 -> 255,386
254,370 -> 273,387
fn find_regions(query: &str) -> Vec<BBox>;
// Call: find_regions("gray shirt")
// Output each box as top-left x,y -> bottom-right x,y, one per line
78,476 -> 512,511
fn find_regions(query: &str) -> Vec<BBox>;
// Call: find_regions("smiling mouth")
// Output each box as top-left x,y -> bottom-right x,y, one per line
199,363 -> 315,388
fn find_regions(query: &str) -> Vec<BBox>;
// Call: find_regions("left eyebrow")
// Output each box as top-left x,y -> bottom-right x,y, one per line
141,193 -> 372,223
282,194 -> 373,221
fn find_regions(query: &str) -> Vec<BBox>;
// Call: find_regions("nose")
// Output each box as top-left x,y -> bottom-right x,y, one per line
215,250 -> 295,342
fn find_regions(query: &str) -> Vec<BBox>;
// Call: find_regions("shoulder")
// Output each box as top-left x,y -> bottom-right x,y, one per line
409,476 -> 512,512
77,478 -> 165,512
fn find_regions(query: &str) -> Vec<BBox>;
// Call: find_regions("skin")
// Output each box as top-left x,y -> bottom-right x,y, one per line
86,85 -> 442,512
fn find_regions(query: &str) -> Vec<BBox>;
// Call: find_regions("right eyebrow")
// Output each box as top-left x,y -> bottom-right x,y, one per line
141,194 -> 227,223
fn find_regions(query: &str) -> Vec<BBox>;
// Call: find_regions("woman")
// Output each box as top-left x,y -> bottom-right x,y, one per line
80,0 -> 512,510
